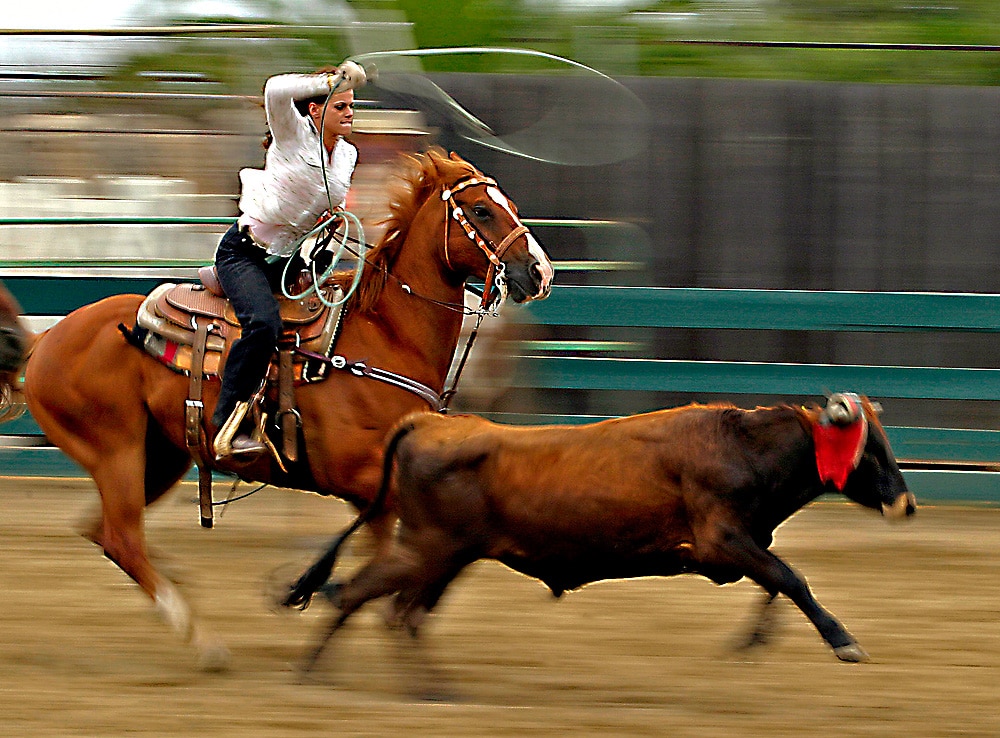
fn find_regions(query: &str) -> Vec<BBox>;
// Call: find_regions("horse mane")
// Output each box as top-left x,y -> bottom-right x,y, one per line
330,146 -> 481,313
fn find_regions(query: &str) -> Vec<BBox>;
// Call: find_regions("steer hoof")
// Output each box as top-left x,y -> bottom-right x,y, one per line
833,643 -> 869,663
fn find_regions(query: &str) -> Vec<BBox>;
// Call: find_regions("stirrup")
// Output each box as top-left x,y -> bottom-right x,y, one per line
213,401 -> 249,460
228,433 -> 269,457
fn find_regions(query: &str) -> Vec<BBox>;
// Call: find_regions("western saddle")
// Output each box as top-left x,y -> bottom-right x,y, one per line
125,265 -> 346,528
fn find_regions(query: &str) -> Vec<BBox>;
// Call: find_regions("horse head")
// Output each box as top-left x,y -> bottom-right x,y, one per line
0,283 -> 26,373
431,149 -> 553,306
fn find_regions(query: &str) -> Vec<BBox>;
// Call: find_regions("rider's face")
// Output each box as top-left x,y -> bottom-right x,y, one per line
310,90 -> 354,146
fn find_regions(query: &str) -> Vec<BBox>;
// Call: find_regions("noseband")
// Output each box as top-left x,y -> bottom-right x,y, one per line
441,176 -> 530,309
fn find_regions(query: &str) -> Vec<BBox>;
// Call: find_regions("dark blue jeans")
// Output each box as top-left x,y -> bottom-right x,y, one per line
211,223 -> 284,428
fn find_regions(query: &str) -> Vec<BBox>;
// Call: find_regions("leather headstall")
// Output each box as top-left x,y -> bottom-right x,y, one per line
441,175 -> 530,310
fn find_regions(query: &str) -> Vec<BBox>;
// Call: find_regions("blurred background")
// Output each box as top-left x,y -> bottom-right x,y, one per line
3,0 -> 1000,426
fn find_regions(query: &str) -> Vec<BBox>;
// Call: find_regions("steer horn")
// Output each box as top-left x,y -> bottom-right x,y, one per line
824,392 -> 863,426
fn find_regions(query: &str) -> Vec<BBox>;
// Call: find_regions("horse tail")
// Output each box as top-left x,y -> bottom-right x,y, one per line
281,416 -> 420,610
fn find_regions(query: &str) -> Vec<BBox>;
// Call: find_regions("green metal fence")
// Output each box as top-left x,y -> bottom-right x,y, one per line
2,260 -> 999,503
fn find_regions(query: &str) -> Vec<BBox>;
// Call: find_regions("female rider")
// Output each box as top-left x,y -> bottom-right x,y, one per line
212,62 -> 367,460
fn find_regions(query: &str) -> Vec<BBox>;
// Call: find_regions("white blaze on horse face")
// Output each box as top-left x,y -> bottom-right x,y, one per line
487,186 -> 554,294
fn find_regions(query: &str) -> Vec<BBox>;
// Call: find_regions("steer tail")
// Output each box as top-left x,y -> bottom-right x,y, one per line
281,417 -> 420,610
0,281 -> 35,425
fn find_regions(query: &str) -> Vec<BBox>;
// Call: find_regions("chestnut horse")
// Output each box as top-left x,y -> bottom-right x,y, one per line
0,148 -> 553,668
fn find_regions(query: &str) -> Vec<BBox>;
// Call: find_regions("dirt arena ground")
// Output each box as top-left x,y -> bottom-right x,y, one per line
1,477 -> 997,738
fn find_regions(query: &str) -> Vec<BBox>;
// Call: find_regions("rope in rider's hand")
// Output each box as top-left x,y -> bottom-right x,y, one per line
270,63 -> 368,309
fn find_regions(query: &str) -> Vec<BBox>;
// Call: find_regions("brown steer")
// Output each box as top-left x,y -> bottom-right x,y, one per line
297,393 -> 916,676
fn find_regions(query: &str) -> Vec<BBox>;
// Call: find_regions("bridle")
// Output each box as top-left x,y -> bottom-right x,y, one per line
441,175 -> 530,310
285,172 -> 535,412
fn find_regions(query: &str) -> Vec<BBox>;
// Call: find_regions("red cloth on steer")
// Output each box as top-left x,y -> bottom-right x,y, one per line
812,418 -> 867,490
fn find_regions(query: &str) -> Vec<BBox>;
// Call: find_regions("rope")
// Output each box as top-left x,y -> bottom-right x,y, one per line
274,210 -> 368,308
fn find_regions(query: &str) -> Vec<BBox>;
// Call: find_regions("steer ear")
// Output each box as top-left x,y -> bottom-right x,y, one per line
823,392 -> 863,426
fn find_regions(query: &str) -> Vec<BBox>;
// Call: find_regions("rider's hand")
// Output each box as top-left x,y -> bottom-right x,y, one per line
327,61 -> 367,92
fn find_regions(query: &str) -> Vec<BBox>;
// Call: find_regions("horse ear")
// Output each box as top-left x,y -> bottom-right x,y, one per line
423,148 -> 447,179
450,151 -> 463,162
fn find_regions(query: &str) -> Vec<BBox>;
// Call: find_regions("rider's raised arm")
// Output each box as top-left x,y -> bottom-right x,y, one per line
264,60 -> 368,151
262,73 -> 337,147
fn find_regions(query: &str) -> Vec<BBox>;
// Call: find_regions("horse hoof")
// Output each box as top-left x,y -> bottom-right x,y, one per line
834,643 -> 869,663
198,642 -> 232,672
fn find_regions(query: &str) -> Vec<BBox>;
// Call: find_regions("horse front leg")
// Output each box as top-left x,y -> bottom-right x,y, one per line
90,448 -> 230,671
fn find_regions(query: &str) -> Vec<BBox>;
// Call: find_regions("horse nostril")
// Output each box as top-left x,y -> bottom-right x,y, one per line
529,262 -> 551,292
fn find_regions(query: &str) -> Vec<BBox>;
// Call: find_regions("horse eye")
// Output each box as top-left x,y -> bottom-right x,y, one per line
472,205 -> 491,219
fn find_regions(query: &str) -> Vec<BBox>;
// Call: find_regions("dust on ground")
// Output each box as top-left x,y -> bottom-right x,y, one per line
1,477 -> 997,737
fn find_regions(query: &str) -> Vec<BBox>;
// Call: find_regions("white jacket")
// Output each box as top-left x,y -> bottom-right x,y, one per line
237,73 -> 357,256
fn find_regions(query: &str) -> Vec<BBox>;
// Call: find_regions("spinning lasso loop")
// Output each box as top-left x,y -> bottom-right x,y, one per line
351,46 -> 622,82
347,47 -> 648,167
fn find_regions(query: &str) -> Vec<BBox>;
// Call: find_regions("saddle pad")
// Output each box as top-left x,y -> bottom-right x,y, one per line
144,331 -> 223,376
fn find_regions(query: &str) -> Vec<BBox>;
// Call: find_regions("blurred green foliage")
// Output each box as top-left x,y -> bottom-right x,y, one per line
107,1 -> 1000,87
389,0 -> 1000,84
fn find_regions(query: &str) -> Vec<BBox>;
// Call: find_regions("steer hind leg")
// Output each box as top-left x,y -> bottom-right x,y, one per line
385,558 -> 466,636
709,530 -> 867,662
299,545 -> 425,675
735,592 -> 781,652
385,566 -> 466,702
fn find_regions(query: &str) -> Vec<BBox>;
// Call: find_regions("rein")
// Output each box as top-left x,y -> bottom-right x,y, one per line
297,221 -> 490,318
315,174 -> 528,318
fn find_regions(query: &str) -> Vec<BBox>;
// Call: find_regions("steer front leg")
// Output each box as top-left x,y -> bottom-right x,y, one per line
711,531 -> 868,662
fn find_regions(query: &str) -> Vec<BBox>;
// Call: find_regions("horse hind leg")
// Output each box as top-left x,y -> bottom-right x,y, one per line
147,426 -> 231,670
77,430 -> 190,562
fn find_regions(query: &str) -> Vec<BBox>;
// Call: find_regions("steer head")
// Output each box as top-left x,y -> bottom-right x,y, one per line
815,393 -> 917,520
